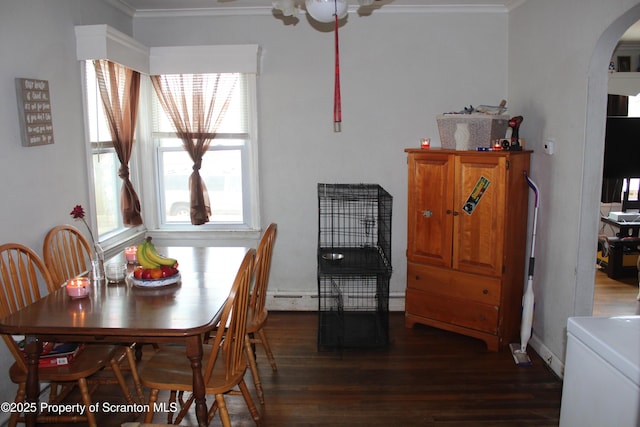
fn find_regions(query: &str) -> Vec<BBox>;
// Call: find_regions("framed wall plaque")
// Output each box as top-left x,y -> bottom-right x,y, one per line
15,78 -> 55,147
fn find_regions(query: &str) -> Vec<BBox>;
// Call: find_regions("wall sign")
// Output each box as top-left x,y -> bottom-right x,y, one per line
15,78 -> 54,147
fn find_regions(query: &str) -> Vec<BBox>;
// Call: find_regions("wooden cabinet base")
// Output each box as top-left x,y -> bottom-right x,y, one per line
405,313 -> 500,352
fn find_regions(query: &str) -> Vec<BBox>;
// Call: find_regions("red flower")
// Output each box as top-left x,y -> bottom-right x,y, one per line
70,204 -> 94,243
70,205 -> 86,219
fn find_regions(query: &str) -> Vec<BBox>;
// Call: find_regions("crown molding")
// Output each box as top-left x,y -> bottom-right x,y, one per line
108,2 -> 510,19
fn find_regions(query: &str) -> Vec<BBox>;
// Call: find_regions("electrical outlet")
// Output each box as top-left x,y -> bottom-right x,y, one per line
543,138 -> 555,155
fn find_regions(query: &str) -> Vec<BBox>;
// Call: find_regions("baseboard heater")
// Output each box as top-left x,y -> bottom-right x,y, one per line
267,291 -> 405,311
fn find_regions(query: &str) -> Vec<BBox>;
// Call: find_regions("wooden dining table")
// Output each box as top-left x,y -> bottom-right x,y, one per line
0,245 -> 250,427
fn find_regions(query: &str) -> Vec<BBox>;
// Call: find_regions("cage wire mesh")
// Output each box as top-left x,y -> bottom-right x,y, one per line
317,183 -> 392,272
317,183 -> 392,350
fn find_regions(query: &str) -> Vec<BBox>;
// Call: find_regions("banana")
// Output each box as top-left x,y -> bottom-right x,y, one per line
137,240 -> 160,269
143,237 -> 178,267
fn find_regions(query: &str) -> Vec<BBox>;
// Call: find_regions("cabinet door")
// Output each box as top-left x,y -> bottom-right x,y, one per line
452,154 -> 506,276
407,152 -> 454,267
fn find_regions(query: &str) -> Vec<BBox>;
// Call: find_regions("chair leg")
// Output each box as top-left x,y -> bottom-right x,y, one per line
238,378 -> 262,426
125,345 -> 145,404
245,334 -> 264,404
215,393 -> 232,427
167,390 -> 177,424
110,353 -> 136,405
257,328 -> 277,371
144,388 -> 159,424
77,378 -> 97,427
174,392 -> 195,425
9,383 -> 26,427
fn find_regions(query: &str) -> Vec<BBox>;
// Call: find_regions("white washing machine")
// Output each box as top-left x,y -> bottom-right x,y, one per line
559,316 -> 640,427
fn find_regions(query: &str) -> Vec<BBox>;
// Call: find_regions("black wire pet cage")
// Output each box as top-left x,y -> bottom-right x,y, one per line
317,183 -> 393,350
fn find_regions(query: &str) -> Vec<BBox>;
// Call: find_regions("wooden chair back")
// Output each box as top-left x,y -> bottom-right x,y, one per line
0,243 -> 56,372
249,223 -> 277,325
43,224 -> 91,290
204,248 -> 255,384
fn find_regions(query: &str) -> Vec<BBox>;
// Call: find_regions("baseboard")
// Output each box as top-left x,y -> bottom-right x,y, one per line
530,333 -> 565,378
266,291 -> 406,311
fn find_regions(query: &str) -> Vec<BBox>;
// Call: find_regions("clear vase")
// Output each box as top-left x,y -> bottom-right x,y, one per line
91,241 -> 105,281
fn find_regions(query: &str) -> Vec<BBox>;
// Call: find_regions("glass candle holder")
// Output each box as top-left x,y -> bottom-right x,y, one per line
105,263 -> 127,283
66,277 -> 90,299
420,137 -> 431,149
124,246 -> 138,264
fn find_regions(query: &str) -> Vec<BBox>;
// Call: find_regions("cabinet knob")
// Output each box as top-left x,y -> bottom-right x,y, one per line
452,211 -> 459,216
482,289 -> 489,295
423,210 -> 433,218
446,209 -> 452,215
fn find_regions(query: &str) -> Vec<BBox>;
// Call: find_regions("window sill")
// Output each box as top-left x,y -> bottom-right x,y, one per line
146,228 -> 262,247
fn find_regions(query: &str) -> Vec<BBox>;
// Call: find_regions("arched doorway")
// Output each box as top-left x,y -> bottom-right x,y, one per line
580,5 -> 640,315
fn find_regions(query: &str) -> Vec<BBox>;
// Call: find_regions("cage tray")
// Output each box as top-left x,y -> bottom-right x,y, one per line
318,247 -> 391,274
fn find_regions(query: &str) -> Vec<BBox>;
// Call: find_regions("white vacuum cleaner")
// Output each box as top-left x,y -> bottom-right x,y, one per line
510,171 -> 539,366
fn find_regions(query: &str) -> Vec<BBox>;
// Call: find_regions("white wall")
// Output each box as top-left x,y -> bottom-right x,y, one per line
132,8 -> 509,308
508,0 -> 640,375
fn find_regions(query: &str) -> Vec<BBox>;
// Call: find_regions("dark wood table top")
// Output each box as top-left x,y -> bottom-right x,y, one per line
0,246 -> 249,339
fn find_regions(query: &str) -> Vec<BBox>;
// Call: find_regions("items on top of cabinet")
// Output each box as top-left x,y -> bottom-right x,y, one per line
434,101 -> 525,151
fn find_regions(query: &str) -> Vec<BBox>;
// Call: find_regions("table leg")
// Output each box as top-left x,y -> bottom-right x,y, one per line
185,335 -> 207,427
24,336 -> 42,427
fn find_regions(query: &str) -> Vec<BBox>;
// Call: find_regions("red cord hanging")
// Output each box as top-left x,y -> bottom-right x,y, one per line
333,1 -> 342,132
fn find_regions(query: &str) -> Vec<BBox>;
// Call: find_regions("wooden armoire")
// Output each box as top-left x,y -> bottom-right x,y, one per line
404,148 -> 531,351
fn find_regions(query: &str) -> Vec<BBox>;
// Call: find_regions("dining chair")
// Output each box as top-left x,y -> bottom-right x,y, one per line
42,224 -> 92,288
244,223 -> 278,404
139,248 -> 260,426
0,243 -> 133,427
43,225 -> 145,404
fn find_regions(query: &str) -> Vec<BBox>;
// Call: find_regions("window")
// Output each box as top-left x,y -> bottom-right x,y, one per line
84,63 -> 133,238
76,26 -> 261,241
152,73 -> 256,227
83,68 -> 259,238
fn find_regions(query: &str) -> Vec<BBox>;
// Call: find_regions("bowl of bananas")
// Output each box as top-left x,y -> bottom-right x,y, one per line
130,237 -> 180,288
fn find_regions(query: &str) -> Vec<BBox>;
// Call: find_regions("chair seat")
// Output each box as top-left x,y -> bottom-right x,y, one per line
9,344 -> 122,383
140,344 -> 247,394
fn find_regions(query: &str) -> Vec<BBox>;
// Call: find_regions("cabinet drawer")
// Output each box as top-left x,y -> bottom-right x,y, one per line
407,262 -> 501,305
405,288 -> 499,334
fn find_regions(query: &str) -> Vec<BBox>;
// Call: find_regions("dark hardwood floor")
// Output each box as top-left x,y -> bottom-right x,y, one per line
24,268 -> 640,426
41,311 -> 563,426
